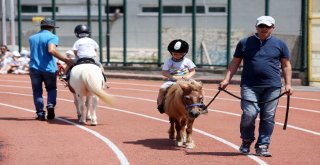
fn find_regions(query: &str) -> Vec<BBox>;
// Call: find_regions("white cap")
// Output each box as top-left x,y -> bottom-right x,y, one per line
20,49 -> 29,56
12,51 -> 21,57
256,16 -> 275,26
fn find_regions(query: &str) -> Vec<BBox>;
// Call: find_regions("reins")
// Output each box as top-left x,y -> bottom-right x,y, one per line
204,87 -> 290,130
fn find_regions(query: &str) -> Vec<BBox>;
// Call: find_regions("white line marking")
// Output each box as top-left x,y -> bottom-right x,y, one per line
95,105 -> 268,165
57,118 -> 129,165
1,87 -> 319,135
1,80 -> 320,101
0,101 -> 129,165
208,109 -> 320,136
0,91 -> 267,165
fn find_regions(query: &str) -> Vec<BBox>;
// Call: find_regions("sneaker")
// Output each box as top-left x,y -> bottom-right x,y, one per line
255,145 -> 272,157
239,139 -> 253,154
157,104 -> 164,114
47,106 -> 55,120
36,115 -> 46,121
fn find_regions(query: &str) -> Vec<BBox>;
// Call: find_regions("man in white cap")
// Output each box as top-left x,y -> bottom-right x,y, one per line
219,16 -> 293,157
29,17 -> 73,121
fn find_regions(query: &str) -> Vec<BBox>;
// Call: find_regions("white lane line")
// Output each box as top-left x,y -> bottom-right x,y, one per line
0,101 -> 129,165
2,80 -> 320,101
209,109 -> 320,136
2,84 -> 318,114
1,86 -> 319,135
57,118 -> 129,165
105,94 -> 319,136
194,129 -> 268,165
86,86 -> 320,114
0,91 -> 267,165
97,105 -> 268,165
290,96 -> 320,102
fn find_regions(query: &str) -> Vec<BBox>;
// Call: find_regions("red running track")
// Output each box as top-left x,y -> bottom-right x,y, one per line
0,74 -> 319,165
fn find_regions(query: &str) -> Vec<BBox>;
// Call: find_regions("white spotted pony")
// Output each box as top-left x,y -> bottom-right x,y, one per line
69,63 -> 113,125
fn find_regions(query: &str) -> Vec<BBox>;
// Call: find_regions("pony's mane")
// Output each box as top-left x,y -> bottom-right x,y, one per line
176,79 -> 202,93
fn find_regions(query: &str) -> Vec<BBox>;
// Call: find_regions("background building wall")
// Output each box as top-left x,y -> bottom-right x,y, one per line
1,0 -> 303,67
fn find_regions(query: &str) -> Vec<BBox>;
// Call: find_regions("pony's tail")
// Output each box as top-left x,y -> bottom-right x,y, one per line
83,73 -> 114,105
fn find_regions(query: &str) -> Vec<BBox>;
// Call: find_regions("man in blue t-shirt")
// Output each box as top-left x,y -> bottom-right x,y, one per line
29,17 -> 73,121
219,16 -> 293,157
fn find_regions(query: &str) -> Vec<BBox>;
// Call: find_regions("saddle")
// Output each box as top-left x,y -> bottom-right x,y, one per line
75,58 -> 99,67
63,58 -> 107,83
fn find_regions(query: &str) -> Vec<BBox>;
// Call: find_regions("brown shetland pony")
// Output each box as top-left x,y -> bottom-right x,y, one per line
164,79 -> 205,149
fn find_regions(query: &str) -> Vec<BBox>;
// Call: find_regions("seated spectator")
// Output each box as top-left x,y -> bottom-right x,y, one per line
0,45 -> 12,73
13,49 -> 30,74
1,51 -> 21,74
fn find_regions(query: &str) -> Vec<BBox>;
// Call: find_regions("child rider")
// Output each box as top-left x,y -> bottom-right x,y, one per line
156,39 -> 196,113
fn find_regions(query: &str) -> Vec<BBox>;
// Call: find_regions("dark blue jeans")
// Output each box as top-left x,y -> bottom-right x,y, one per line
240,86 -> 281,148
29,68 -> 57,116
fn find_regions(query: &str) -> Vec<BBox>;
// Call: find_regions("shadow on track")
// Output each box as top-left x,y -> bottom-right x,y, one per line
124,138 -> 181,151
185,151 -> 244,156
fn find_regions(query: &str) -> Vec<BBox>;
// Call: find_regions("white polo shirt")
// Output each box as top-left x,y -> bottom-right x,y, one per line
72,37 -> 99,59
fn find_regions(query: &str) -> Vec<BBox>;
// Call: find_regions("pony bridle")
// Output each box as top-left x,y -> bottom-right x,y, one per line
183,94 -> 206,118
186,103 -> 206,111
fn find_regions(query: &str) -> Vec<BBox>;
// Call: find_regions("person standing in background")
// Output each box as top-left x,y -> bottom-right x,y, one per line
219,16 -> 293,157
29,17 -> 73,121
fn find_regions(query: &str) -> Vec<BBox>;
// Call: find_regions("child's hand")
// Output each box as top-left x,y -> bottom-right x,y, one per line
172,75 -> 185,80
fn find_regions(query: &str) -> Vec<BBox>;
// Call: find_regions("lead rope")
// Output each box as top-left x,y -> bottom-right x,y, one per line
283,94 -> 290,130
204,87 -> 290,130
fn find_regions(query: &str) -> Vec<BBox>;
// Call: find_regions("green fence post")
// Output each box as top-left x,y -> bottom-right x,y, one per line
265,0 -> 270,16
87,0 -> 91,33
226,0 -> 232,67
106,0 -> 110,64
17,0 -> 21,52
158,0 -> 163,67
52,0 -> 56,34
98,0 -> 103,63
192,0 -> 196,63
301,0 -> 307,72
123,0 -> 127,66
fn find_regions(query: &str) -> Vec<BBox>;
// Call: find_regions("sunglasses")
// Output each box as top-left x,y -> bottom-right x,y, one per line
257,24 -> 273,29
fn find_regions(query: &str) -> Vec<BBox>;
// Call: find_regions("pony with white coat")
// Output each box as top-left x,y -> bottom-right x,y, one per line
69,63 -> 113,125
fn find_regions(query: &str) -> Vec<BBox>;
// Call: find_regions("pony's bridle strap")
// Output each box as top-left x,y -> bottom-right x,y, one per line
186,103 -> 206,111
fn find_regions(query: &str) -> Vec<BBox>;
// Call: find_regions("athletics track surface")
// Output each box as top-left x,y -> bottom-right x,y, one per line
0,74 -> 319,165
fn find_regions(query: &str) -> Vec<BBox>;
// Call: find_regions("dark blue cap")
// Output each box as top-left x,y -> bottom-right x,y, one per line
40,18 -> 59,28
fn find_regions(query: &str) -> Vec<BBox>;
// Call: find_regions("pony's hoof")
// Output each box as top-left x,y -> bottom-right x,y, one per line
176,141 -> 184,147
77,114 -> 81,120
185,143 -> 195,149
86,117 -> 92,122
169,134 -> 175,140
79,119 -> 87,125
91,121 -> 97,126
